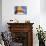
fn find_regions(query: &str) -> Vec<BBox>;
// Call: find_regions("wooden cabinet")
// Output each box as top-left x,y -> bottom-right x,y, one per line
7,23 -> 34,46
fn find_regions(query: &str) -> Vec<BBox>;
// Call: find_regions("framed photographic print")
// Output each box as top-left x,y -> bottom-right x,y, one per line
14,6 -> 27,15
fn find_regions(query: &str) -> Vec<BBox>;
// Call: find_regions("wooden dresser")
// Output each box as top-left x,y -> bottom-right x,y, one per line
7,23 -> 34,46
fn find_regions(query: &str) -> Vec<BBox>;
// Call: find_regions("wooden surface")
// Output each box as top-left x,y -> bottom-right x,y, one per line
7,23 -> 34,46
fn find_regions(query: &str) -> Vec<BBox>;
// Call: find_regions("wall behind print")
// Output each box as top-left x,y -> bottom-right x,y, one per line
2,0 -> 40,31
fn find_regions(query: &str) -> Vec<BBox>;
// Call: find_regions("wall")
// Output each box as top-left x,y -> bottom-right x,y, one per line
40,0 -> 46,31
2,0 -> 46,46
2,0 -> 40,31
40,0 -> 46,13
0,0 -> 2,32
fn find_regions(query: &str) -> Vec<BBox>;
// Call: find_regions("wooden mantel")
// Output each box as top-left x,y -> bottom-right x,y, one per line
7,22 -> 34,46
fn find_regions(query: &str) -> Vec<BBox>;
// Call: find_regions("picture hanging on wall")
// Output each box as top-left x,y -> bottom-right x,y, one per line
14,6 -> 27,15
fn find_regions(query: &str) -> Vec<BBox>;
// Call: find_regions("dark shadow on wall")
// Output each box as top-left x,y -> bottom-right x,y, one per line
0,0 -> 2,32
40,0 -> 46,13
